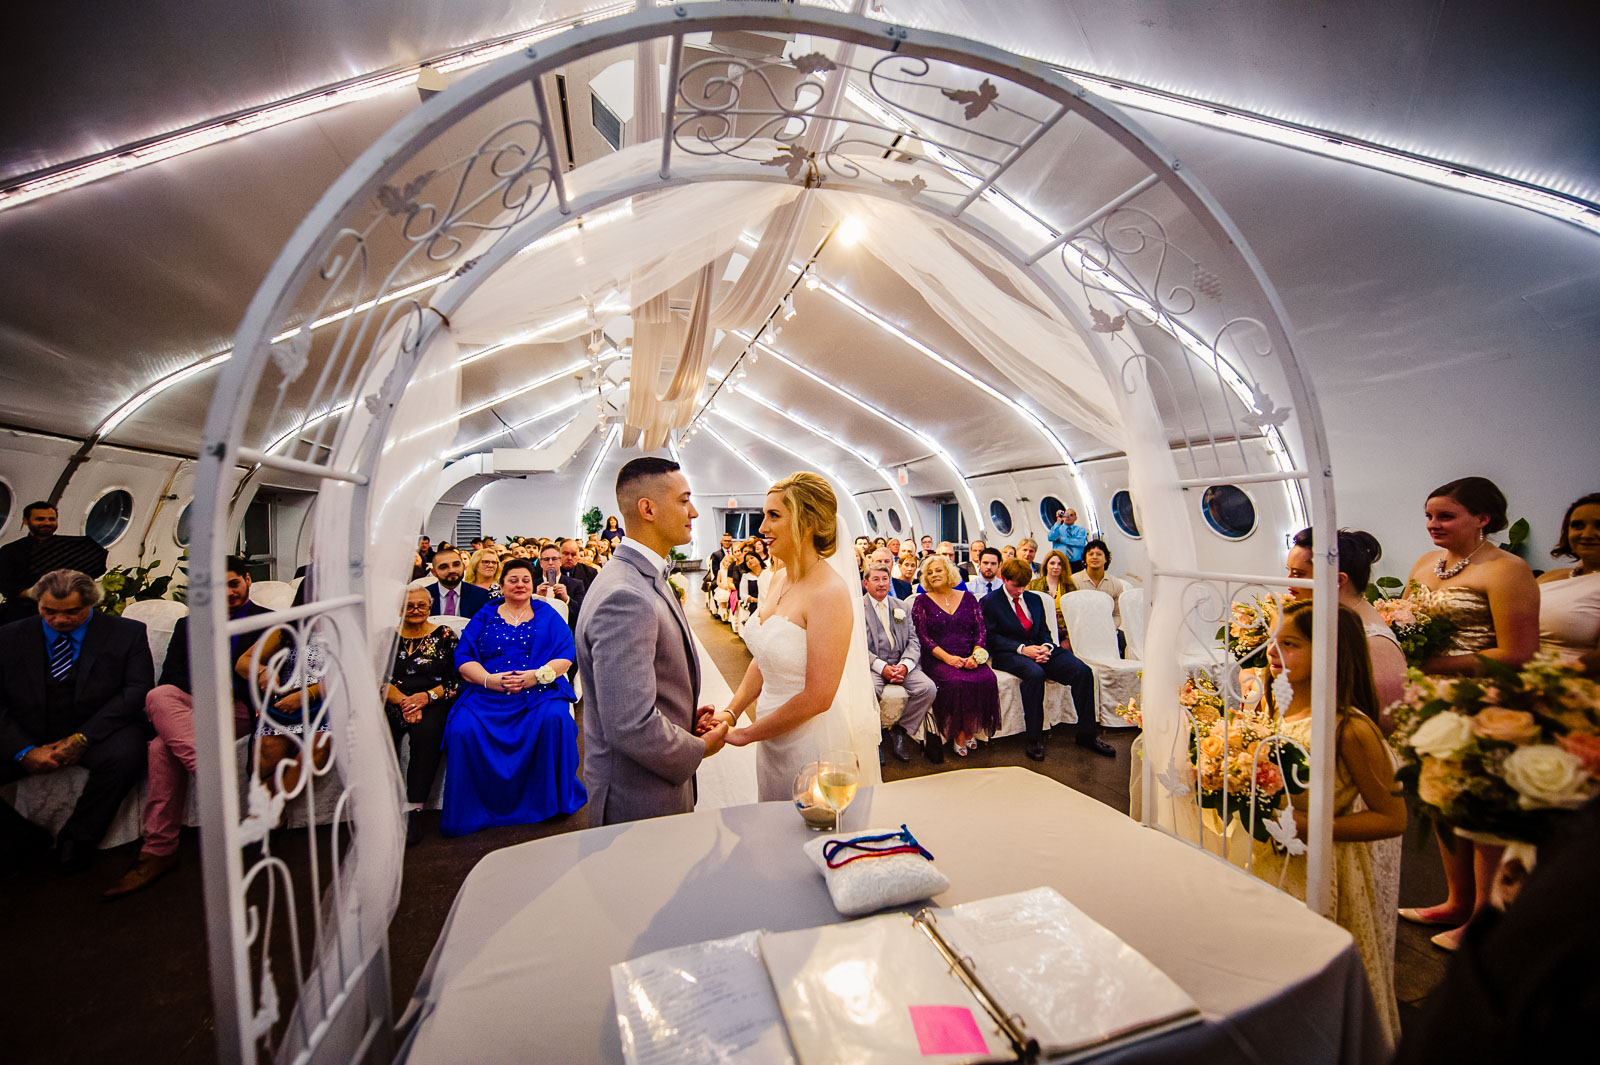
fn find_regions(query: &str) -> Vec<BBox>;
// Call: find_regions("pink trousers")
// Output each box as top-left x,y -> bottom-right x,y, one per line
142,685 -> 251,857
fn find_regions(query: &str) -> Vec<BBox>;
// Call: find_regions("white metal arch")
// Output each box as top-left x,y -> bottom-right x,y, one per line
190,6 -> 1339,1062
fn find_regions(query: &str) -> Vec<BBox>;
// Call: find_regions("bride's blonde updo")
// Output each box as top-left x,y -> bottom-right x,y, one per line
770,471 -> 838,558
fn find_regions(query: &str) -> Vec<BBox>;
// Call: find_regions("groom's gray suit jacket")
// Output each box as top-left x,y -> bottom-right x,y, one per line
576,543 -> 704,827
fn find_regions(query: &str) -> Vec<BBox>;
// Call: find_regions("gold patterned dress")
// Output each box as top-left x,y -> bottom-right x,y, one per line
1251,713 -> 1402,1047
1408,583 -> 1497,656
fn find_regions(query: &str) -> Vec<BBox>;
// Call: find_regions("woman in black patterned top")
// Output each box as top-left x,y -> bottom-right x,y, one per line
387,583 -> 460,845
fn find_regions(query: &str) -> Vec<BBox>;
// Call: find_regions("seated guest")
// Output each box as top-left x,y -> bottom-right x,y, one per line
1047,506 -> 1089,571
1076,539 -> 1127,630
703,532 -> 733,593
0,569 -> 153,873
1027,549 -> 1078,638
713,554 -> 735,619
0,502 -> 109,624
535,543 -> 583,624
416,535 -> 435,566
560,538 -> 599,589
983,559 -> 1109,760
885,537 -> 901,559
912,556 -> 999,758
104,556 -> 269,898
1536,493 -> 1600,676
428,548 -> 490,618
387,583 -> 459,846
465,546 -> 502,598
445,558 -> 585,834
869,547 -> 912,599
961,539 -> 984,582
966,546 -> 1004,601
1017,537 -> 1040,575
864,564 -> 937,763
738,554 -> 764,625
1001,544 -> 1018,563
410,552 -> 428,581
918,534 -> 934,559
897,552 -> 920,591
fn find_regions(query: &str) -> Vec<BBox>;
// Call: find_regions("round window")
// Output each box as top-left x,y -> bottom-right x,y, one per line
0,480 -> 12,532
989,500 -> 1013,536
1111,490 -> 1141,539
85,489 -> 134,547
174,500 -> 194,548
887,508 -> 902,533
1201,484 -> 1258,540
1039,495 -> 1067,527
866,510 -> 879,532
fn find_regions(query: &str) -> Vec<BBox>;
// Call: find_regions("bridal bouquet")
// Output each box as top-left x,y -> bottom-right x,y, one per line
1182,672 -> 1308,841
1371,585 -> 1457,668
1392,654 -> 1600,843
1219,595 -> 1278,663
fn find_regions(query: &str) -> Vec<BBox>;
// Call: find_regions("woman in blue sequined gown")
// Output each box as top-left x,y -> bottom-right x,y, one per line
444,558 -> 586,835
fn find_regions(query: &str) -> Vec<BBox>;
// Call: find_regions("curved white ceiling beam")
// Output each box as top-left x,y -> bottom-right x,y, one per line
807,278 -> 1101,537
572,424 -> 621,533
704,409 -> 869,538
706,383 -> 917,538
445,381 -> 610,458
698,423 -> 773,486
730,328 -> 984,536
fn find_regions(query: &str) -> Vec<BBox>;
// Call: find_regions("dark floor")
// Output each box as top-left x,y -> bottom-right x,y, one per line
1,601 -> 1449,1063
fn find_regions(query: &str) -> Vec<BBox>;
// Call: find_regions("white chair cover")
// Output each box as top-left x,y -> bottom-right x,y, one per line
1120,587 -> 1146,660
122,598 -> 189,679
429,614 -> 470,634
1060,590 -> 1143,727
249,580 -> 296,612
532,594 -> 569,624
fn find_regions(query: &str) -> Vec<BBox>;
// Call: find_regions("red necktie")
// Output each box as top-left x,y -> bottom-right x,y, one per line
1012,595 -> 1031,631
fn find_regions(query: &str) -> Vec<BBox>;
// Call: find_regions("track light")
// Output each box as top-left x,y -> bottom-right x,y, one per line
782,295 -> 797,320
804,274 -> 821,291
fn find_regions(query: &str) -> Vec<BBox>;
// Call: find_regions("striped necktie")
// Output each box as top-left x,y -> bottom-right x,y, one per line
50,632 -> 74,682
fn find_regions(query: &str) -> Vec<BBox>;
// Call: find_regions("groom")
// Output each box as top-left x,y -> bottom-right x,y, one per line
577,456 -> 728,827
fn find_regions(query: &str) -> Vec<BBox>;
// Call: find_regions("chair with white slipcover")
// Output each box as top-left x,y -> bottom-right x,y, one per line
1059,590 -> 1142,726
249,580 -> 296,612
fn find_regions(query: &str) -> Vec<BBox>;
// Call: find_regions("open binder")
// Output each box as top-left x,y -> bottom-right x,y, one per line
612,887 -> 1201,1065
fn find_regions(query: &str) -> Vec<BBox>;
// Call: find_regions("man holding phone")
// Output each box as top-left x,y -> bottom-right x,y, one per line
537,543 -> 585,627
1047,507 -> 1089,572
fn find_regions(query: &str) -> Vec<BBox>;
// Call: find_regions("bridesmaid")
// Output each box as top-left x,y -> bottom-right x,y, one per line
1398,476 -> 1539,951
912,555 -> 1000,759
1537,493 -> 1600,675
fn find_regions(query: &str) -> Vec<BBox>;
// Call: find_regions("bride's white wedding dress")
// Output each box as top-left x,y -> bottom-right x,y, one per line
741,612 -> 831,802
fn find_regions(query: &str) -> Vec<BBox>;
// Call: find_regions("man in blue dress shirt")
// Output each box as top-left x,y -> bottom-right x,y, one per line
1047,507 -> 1089,572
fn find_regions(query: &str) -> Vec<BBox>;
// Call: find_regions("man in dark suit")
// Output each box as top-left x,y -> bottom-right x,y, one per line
965,546 -> 1004,601
703,532 -> 733,593
0,569 -> 153,872
536,543 -> 585,627
416,535 -> 435,566
560,538 -> 600,589
427,548 -> 490,618
982,559 -> 1110,762
0,501 -> 110,624
104,556 -> 270,897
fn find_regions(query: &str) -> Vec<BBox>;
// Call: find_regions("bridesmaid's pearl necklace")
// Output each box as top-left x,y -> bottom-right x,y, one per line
1435,539 -> 1489,579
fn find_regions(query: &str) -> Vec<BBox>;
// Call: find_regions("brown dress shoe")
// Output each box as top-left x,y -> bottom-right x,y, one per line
102,851 -> 179,900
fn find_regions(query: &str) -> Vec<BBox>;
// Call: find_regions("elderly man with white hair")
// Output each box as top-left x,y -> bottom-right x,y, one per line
862,563 -> 937,763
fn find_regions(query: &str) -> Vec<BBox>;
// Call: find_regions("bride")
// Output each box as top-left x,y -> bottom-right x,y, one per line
708,471 -> 879,801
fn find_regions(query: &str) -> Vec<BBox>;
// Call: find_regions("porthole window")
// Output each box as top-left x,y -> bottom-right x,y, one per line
174,500 -> 194,548
887,508 -> 902,533
0,479 -> 12,532
1039,495 -> 1067,527
989,500 -> 1013,536
85,489 -> 134,547
1200,484 -> 1258,540
1111,490 -> 1141,539
866,510 -> 879,533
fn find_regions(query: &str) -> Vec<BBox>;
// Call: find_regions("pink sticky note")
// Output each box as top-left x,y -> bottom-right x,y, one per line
908,1004 -> 988,1056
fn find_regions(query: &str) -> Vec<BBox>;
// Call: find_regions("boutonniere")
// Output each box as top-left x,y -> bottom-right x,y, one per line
892,607 -> 906,622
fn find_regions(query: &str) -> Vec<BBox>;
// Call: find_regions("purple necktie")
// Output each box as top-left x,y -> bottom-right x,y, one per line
445,589 -> 457,615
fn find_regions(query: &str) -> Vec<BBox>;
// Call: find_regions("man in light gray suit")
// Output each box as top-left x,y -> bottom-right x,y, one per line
577,457 -> 728,827
862,563 -> 939,764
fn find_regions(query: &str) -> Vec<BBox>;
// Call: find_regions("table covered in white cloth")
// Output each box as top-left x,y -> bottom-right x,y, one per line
399,767 -> 1385,1064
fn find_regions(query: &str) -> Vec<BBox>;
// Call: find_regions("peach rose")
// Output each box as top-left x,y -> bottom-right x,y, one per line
1470,708 -> 1541,746
1255,762 -> 1285,796
1416,758 -> 1467,808
1199,735 -> 1225,759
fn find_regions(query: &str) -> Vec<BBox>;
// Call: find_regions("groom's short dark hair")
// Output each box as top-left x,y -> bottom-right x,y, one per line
615,456 -> 683,525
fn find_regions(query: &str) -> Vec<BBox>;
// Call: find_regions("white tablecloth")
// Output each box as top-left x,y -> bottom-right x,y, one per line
400,767 -> 1385,1064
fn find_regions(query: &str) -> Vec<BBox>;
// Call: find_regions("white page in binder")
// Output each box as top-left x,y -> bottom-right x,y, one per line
611,931 -> 797,1065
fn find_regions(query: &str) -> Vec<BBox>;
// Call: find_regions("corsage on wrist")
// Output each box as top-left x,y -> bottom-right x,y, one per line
971,647 -> 990,665
534,666 -> 558,685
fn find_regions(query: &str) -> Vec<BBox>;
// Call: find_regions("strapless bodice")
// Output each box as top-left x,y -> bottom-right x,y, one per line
741,612 -> 808,712
1410,584 -> 1496,654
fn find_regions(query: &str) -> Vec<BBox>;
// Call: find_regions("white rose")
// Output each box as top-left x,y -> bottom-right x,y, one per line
1502,745 -> 1593,809
1408,711 -> 1474,760
893,607 -> 906,621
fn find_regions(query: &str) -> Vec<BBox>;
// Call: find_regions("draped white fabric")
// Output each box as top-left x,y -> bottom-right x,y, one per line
824,526 -> 885,789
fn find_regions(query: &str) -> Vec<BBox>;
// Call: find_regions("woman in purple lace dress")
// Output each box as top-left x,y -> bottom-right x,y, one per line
912,555 -> 1001,756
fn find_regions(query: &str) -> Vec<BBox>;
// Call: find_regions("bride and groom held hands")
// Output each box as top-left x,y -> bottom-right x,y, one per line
577,461 -> 867,827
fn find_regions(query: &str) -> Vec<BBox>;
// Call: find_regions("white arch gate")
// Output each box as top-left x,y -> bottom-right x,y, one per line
190,5 -> 1339,1062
